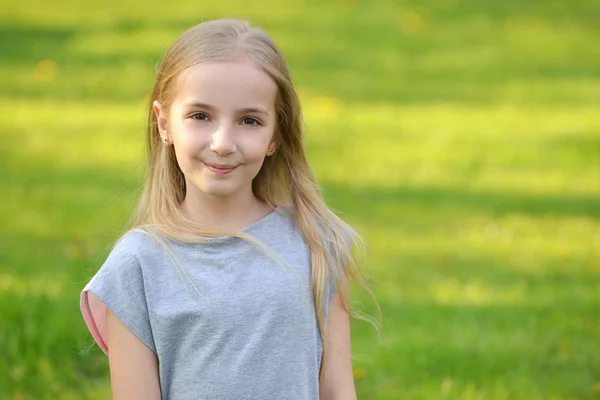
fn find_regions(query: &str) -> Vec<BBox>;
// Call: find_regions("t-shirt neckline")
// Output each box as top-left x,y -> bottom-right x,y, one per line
183,206 -> 282,244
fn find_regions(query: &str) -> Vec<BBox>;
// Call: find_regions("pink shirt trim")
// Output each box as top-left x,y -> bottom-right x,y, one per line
80,290 -> 109,355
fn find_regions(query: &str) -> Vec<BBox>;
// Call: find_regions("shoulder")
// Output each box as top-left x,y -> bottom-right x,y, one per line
81,230 -> 159,355
273,205 -> 356,258
111,228 -> 172,259
263,205 -> 299,234
274,204 -> 294,220
273,205 -> 354,242
317,209 -> 357,254
116,228 -> 164,251
83,229 -> 172,303
95,228 -> 172,278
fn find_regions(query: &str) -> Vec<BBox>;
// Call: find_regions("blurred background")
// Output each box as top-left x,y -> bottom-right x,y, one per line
1,0 -> 599,399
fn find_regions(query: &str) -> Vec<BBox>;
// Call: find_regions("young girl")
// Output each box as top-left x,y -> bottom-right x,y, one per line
80,18 -> 378,400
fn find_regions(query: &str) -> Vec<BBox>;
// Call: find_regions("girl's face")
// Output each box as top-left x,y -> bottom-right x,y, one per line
154,59 -> 278,202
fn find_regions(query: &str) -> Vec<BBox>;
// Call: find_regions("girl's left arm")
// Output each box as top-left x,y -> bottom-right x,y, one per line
319,274 -> 357,400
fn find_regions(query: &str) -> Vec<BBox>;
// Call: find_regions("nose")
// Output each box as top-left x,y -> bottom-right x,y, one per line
209,123 -> 237,156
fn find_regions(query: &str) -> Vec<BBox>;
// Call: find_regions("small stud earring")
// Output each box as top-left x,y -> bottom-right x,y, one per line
268,147 -> 274,153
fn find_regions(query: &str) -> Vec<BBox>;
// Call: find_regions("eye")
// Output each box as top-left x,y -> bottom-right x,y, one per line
242,117 -> 261,126
190,112 -> 210,121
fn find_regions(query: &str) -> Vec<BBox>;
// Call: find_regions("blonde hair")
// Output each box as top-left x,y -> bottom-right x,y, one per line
122,18 -> 381,381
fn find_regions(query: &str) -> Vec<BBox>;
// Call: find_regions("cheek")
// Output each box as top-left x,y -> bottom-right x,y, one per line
170,135 -> 209,174
173,128 -> 209,155
240,138 -> 270,162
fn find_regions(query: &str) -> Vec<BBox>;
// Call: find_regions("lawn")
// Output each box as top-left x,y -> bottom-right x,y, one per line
1,0 -> 599,399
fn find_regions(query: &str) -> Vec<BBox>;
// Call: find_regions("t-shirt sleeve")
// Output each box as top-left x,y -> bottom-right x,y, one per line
326,227 -> 354,306
80,238 -> 156,355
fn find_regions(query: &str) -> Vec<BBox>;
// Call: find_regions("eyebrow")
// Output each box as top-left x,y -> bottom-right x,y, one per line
182,101 -> 270,117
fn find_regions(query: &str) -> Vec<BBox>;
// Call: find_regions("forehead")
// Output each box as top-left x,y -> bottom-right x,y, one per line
173,59 -> 278,110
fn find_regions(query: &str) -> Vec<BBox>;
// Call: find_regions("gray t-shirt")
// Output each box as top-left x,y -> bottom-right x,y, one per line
80,206 -> 337,400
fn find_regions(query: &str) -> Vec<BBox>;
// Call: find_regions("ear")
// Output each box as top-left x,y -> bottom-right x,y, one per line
267,141 -> 277,156
152,100 -> 169,142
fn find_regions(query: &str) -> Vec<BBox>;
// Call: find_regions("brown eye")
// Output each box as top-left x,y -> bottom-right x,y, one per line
242,117 -> 260,126
191,112 -> 209,121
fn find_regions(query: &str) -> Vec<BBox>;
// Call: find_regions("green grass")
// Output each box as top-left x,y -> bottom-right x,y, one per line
1,0 -> 599,398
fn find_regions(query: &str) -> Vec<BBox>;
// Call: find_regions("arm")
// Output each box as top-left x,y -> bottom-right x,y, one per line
106,308 -> 162,400
319,275 -> 357,400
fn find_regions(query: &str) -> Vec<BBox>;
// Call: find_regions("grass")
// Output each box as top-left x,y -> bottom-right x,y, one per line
1,0 -> 599,398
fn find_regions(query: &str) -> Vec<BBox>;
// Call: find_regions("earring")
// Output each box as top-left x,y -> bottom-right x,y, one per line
268,147 -> 274,153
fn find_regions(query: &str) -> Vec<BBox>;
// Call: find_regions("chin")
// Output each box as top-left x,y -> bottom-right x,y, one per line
203,188 -> 237,198
196,181 -> 241,198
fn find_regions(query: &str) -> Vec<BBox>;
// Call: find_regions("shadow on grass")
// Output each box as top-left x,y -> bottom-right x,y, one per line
322,182 -> 600,222
362,298 -> 599,397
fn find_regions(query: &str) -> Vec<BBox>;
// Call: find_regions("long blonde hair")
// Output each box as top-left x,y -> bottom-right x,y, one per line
124,18 -> 381,381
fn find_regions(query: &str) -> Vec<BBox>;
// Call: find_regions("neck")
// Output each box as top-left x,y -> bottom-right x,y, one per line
181,184 -> 273,231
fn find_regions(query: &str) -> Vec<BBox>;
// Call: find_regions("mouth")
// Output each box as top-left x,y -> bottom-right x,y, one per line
203,162 -> 238,175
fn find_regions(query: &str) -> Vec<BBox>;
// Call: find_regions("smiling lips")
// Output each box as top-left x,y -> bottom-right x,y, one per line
204,163 -> 238,175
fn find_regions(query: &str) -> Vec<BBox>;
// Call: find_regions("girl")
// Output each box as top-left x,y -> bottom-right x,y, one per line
80,18 -> 379,400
